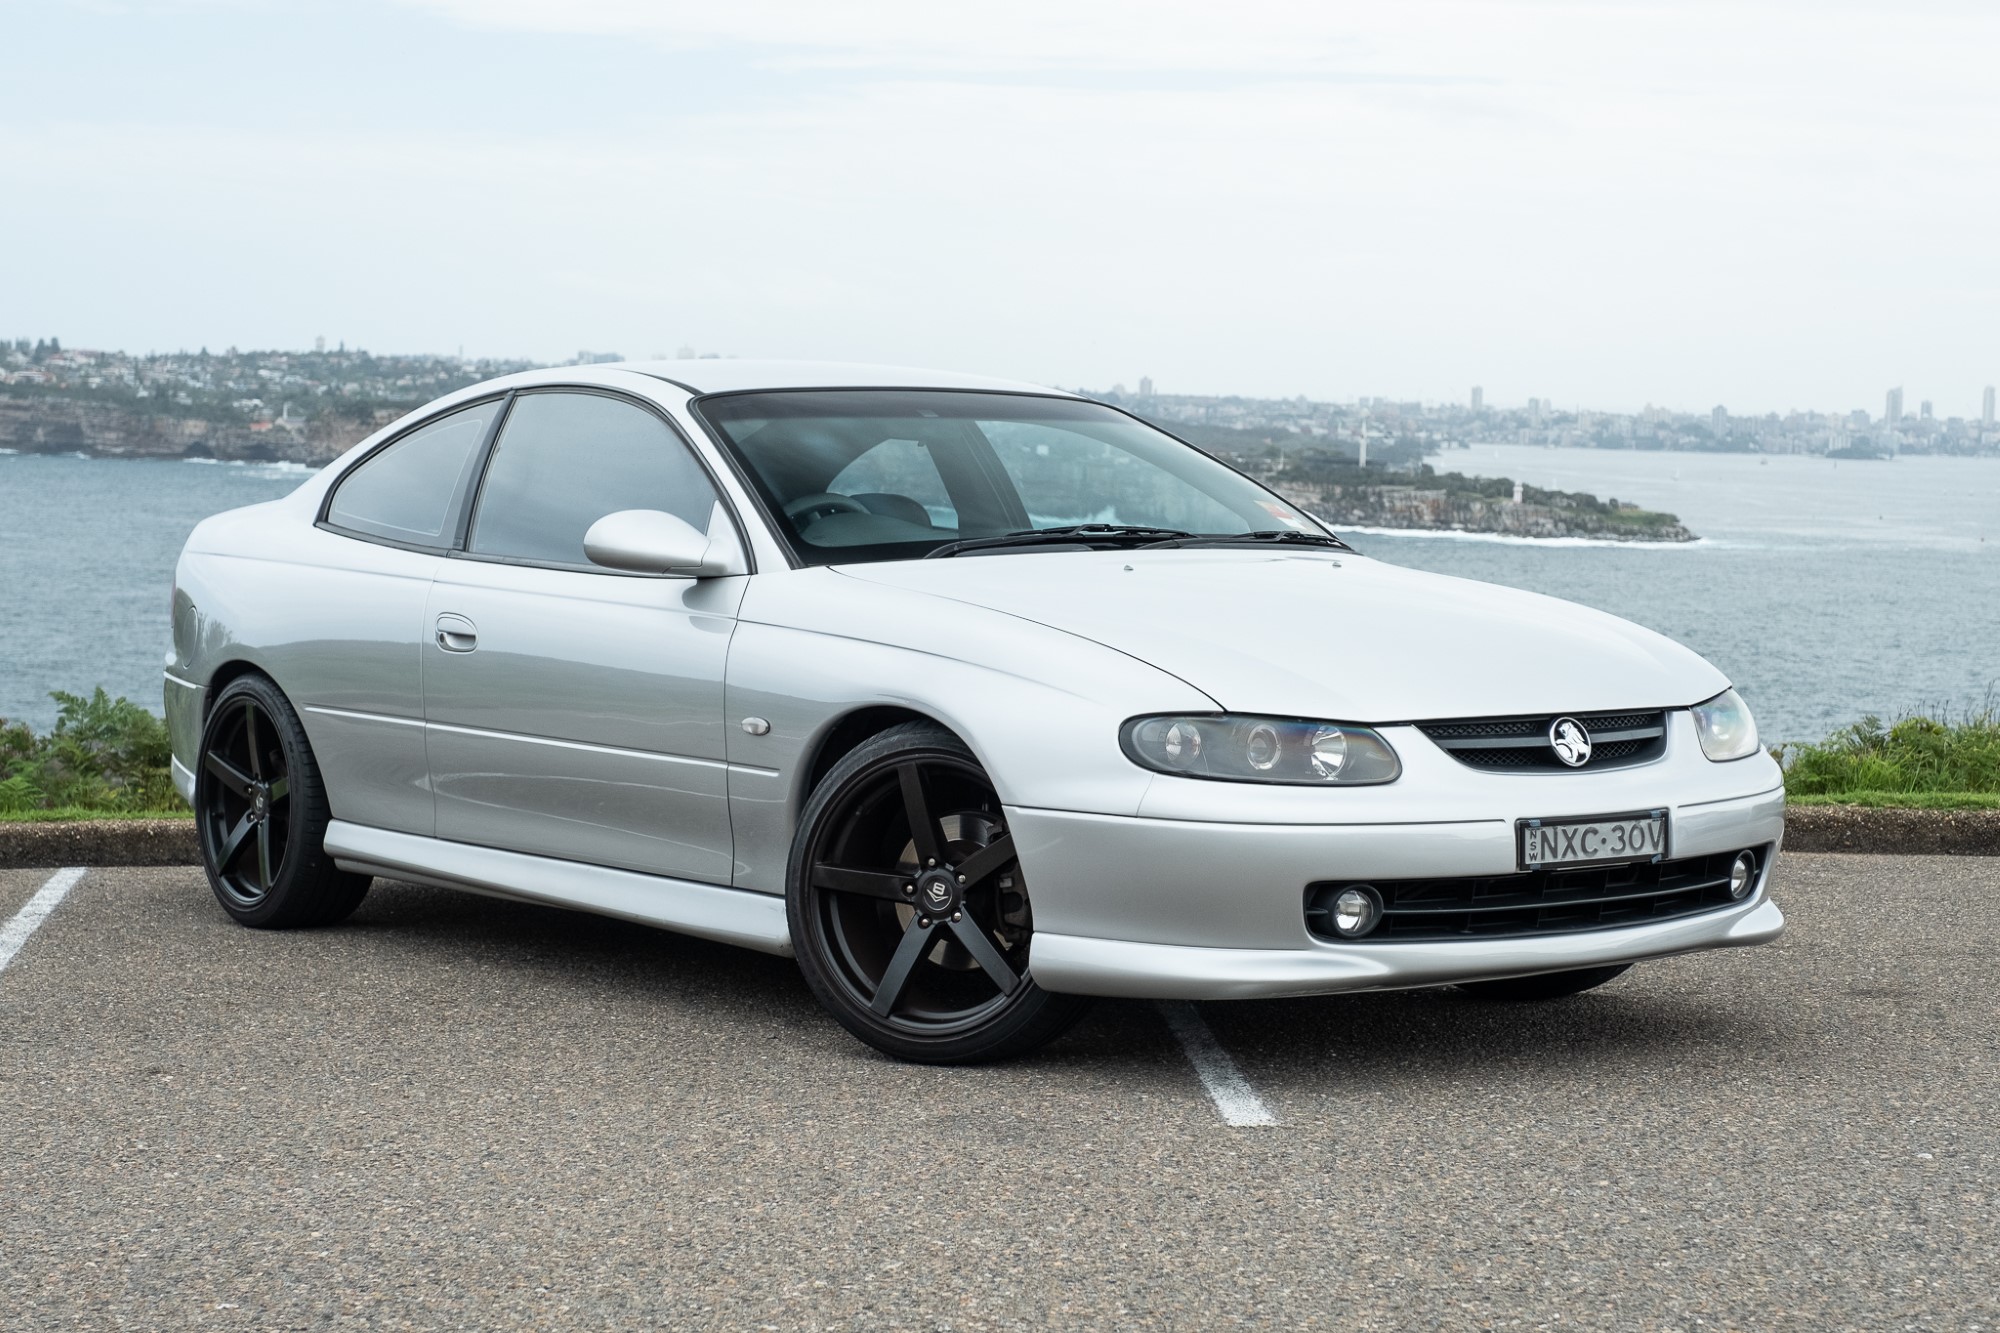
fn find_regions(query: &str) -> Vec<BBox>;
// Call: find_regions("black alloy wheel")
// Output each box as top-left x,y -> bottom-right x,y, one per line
195,674 -> 370,929
787,722 -> 1091,1063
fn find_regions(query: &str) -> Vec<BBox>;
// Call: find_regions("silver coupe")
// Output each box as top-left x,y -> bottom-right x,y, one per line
167,361 -> 1785,1062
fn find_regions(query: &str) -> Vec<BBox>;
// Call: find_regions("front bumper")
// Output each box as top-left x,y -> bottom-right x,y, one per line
1011,781 -> 1785,1000
1031,895 -> 1783,999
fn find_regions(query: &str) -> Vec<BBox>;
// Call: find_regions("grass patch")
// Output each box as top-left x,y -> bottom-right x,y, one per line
0,806 -> 191,823
1777,703 -> 2000,803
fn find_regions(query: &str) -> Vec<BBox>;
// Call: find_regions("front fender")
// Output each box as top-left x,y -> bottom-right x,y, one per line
722,568 -> 1214,892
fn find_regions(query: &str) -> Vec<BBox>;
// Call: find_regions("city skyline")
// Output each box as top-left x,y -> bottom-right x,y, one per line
6,339 -> 1995,463
8,334 -> 1999,426
14,338 -> 1998,428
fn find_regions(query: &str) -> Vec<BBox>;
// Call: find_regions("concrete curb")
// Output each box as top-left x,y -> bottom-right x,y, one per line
2,807 -> 1997,870
0,819 -> 199,869
1782,805 -> 2000,857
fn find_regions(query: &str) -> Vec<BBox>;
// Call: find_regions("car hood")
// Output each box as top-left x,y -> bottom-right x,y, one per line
835,550 -> 1729,722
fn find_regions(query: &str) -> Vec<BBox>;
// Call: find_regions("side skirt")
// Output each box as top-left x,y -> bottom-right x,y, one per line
323,820 -> 793,957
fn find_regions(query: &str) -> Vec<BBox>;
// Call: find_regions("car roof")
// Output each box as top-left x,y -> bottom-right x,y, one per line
614,358 -> 1077,397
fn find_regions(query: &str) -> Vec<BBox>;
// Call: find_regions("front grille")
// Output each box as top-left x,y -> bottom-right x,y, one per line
1305,846 -> 1768,943
1418,709 -> 1668,772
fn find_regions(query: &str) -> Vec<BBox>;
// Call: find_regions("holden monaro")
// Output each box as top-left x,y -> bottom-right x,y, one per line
167,361 -> 1784,1062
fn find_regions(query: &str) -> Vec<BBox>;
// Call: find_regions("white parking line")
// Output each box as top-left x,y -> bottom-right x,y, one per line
0,868 -> 86,976
1158,1000 -> 1276,1127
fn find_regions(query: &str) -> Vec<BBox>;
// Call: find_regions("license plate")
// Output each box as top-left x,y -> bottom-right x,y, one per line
1518,810 -> 1668,870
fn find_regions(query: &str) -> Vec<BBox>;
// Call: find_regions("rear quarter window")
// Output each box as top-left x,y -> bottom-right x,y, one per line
325,400 -> 503,546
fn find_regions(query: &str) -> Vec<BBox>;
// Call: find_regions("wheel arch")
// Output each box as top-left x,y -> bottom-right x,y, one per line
170,654 -> 281,797
202,658 -> 278,718
801,705 -> 961,799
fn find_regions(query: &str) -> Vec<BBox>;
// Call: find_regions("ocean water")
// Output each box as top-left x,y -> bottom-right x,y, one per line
2,448 -> 1995,742
2,454 -> 312,732
1339,447 -> 2000,742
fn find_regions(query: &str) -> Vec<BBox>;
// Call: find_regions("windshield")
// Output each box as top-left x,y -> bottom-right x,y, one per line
696,390 -> 1325,565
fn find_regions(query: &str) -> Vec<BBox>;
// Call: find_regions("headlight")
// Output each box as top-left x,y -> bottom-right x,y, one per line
1121,715 -> 1401,785
1690,688 -> 1759,762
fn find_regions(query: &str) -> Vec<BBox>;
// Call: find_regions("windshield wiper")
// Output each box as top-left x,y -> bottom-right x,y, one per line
924,524 -> 1195,559
1144,529 -> 1354,552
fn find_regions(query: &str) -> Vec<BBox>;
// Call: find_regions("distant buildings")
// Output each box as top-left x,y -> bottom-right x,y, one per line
0,339 -> 533,425
1105,379 -> 1996,459
3,337 -> 1994,461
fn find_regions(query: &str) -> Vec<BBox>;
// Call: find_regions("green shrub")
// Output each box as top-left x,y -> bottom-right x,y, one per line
0,688 -> 181,816
1778,705 -> 2000,799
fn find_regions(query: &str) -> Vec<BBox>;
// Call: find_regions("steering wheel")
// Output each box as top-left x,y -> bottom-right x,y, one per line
784,492 -> 871,525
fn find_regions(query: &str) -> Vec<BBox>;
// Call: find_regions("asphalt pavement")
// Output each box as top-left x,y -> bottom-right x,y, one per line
1,854 -> 1994,1330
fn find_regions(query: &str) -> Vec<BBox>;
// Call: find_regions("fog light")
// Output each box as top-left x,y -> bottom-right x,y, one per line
1728,852 -> 1757,900
1331,885 -> 1382,938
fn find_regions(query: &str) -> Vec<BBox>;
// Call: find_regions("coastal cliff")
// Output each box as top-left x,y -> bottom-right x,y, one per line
1270,474 -> 1697,542
0,394 -> 380,464
1153,417 -> 1697,542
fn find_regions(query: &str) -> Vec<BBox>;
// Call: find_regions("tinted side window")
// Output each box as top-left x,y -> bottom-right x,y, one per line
469,392 -> 719,566
326,399 -> 501,546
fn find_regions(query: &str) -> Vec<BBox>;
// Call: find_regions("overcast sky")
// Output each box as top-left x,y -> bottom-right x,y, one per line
4,0 -> 1996,414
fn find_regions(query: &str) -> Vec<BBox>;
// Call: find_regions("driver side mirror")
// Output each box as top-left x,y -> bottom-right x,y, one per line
583,509 -> 744,578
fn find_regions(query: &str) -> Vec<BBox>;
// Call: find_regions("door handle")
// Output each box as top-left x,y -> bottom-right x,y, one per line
435,613 -> 478,653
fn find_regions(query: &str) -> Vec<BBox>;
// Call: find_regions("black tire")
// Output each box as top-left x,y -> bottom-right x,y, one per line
786,721 -> 1092,1064
1456,964 -> 1632,1001
195,674 -> 370,929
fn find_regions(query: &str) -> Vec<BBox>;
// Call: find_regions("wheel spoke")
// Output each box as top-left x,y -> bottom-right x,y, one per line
953,834 -> 1015,889
216,811 -> 256,873
243,704 -> 263,779
948,916 -> 1020,995
897,763 -> 945,866
204,750 -> 255,795
869,919 -> 937,1016
812,863 -> 908,901
256,821 -> 274,889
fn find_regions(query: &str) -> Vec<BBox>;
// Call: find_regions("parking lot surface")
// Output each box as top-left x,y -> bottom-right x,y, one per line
1,854 -> 1995,1330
